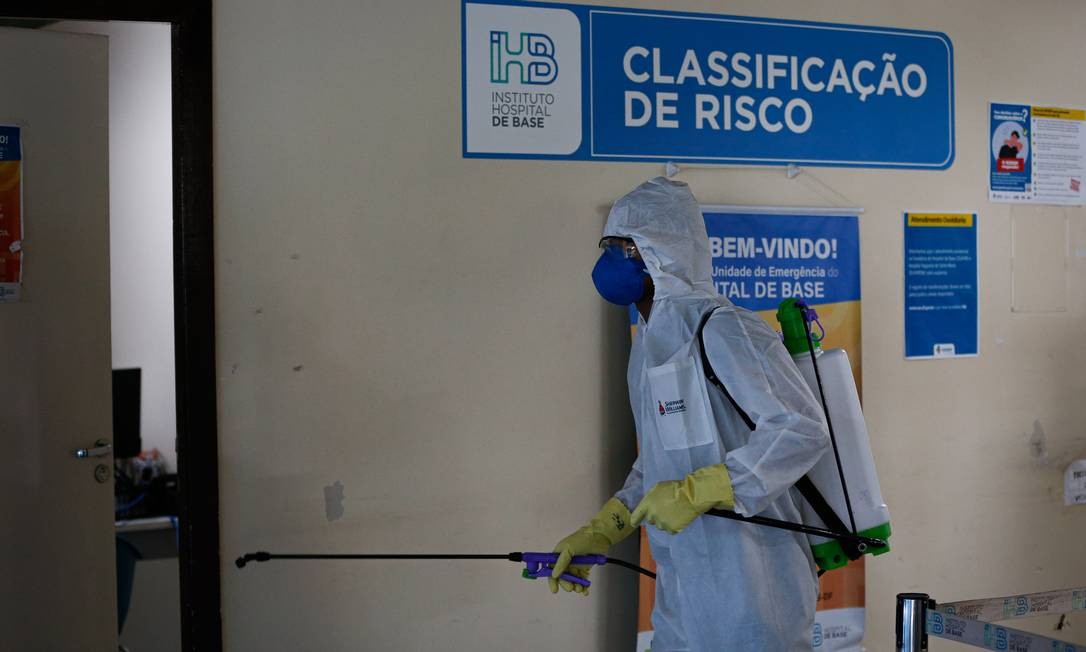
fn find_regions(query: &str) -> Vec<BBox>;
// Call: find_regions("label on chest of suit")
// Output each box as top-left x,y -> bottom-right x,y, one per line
647,356 -> 715,451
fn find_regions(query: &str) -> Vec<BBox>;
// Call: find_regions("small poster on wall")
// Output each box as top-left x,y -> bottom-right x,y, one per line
903,212 -> 978,359
0,125 -> 23,302
989,103 -> 1085,205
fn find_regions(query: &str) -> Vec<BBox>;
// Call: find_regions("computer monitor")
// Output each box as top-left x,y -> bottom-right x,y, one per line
112,368 -> 142,459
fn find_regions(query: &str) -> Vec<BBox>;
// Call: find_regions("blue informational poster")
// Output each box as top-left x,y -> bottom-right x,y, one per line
463,0 -> 955,168
903,213 -> 978,359
627,208 -> 861,325
701,209 -> 861,311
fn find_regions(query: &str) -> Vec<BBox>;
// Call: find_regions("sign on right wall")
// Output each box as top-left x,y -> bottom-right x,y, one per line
989,102 -> 1085,205
903,212 -> 978,360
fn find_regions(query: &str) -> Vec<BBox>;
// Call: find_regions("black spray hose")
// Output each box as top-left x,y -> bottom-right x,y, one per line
798,302 -> 858,535
602,556 -> 656,579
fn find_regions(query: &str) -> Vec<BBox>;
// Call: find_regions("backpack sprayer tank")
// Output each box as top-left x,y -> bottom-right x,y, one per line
776,298 -> 892,571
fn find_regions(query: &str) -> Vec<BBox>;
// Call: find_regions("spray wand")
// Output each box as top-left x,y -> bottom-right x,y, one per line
235,551 -> 655,589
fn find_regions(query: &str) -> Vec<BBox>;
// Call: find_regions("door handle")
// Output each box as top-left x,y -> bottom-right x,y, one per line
74,439 -> 112,459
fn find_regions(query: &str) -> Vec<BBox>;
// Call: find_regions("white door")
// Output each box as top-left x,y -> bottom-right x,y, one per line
0,27 -> 115,650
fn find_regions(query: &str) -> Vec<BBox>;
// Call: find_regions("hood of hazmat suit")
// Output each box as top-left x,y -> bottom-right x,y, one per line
609,177 -> 830,651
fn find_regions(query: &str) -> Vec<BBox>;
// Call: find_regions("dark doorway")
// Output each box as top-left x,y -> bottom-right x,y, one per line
0,2 -> 219,650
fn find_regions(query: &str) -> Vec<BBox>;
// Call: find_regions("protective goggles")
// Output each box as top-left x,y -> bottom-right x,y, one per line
598,237 -> 641,259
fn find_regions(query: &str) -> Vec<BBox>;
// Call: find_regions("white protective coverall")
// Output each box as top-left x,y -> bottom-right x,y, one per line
610,177 -> 830,651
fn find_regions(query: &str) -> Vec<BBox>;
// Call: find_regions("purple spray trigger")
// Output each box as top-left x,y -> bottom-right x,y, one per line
519,552 -> 608,588
792,300 -> 825,343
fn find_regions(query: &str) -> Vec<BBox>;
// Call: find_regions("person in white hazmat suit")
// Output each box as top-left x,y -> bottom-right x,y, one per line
548,177 -> 830,651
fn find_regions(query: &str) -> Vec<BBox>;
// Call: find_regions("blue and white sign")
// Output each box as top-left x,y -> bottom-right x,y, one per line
904,213 -> 978,359
628,207 -> 860,327
702,208 -> 861,312
463,0 -> 955,169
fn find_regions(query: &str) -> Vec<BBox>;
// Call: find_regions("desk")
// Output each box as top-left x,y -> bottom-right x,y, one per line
115,516 -> 182,652
116,516 -> 178,560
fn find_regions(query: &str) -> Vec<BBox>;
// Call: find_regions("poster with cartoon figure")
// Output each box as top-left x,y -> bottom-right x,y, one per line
989,103 -> 1031,202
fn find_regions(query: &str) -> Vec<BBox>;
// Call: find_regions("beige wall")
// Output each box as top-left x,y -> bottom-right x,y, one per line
215,1 -> 1086,650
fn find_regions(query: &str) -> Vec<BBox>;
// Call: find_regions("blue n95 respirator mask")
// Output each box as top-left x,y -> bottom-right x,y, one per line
592,242 -> 648,305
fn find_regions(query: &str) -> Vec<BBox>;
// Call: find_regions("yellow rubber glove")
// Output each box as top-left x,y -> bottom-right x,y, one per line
549,497 -> 634,596
630,464 -> 735,535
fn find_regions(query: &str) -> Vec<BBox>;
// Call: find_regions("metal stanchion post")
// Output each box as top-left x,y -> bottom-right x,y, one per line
896,593 -> 930,652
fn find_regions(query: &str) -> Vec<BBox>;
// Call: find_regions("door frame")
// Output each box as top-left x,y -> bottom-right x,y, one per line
1,3 -> 220,650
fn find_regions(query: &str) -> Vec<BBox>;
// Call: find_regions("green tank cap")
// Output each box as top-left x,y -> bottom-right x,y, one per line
776,298 -> 819,356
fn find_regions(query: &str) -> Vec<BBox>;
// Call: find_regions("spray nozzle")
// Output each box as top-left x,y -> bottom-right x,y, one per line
776,298 -> 824,355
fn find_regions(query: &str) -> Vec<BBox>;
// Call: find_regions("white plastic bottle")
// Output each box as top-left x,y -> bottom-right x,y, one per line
777,299 -> 891,570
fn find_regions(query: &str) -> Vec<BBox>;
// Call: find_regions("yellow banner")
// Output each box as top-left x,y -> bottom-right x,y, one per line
907,213 -> 974,228
1031,106 -> 1086,121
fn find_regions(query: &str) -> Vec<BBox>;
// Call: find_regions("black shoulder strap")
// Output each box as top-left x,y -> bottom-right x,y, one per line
697,308 -> 755,431
695,308 -> 862,560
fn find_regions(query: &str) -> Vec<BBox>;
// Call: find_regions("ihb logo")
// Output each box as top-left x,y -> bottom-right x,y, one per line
489,31 -> 557,85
